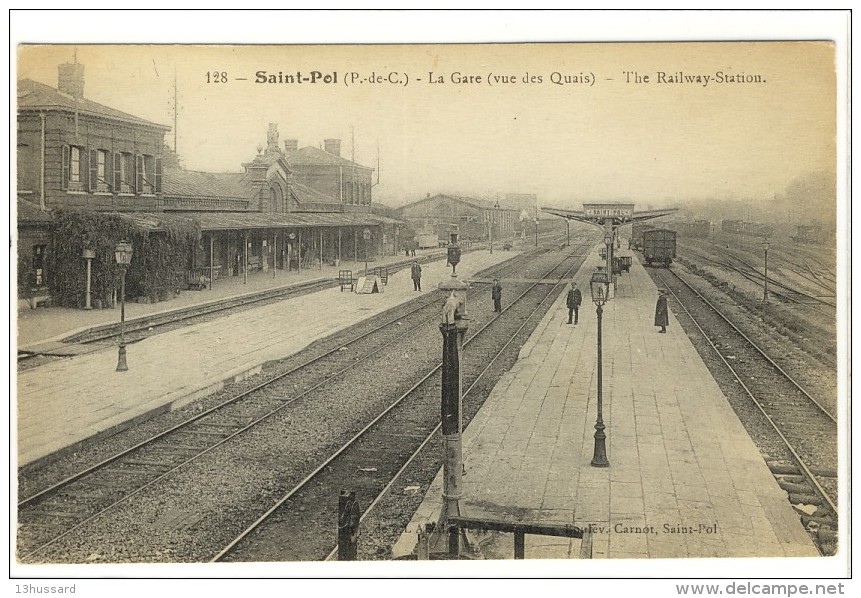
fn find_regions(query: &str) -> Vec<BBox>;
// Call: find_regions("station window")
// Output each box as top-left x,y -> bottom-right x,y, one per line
139,154 -> 155,194
91,149 -> 110,192
62,145 -> 86,191
116,152 -> 134,193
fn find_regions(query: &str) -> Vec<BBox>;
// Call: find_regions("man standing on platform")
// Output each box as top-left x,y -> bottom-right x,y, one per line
567,284 -> 582,324
411,261 -> 422,291
491,278 -> 503,313
655,289 -> 669,333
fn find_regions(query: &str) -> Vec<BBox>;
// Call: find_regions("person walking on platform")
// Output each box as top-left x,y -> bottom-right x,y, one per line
492,279 -> 503,312
655,289 -> 669,333
411,261 -> 422,291
567,284 -> 582,324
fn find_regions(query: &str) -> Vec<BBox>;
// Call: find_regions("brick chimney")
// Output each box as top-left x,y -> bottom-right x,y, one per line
324,139 -> 341,157
58,62 -> 85,99
283,139 -> 298,153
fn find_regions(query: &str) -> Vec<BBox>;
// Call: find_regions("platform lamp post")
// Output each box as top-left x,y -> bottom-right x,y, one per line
114,240 -> 133,372
762,240 -> 770,301
82,248 -> 95,310
534,216 -> 540,247
589,272 -> 610,467
363,228 -> 371,276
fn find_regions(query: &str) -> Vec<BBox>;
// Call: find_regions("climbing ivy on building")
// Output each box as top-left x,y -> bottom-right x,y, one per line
47,209 -> 201,308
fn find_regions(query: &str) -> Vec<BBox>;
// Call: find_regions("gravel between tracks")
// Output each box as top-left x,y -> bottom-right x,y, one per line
19,236 -> 597,563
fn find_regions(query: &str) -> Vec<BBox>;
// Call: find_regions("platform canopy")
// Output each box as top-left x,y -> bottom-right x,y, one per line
542,203 -> 677,228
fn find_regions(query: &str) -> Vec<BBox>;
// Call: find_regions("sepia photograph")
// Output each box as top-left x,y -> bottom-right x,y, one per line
9,9 -> 850,586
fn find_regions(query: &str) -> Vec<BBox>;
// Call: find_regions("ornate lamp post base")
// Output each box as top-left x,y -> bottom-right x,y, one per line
591,425 -> 609,467
116,343 -> 128,372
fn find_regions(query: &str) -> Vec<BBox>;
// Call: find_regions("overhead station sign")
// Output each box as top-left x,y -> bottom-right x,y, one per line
582,203 -> 635,218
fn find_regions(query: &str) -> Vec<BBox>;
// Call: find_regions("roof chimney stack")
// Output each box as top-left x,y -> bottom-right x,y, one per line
58,62 -> 85,99
324,139 -> 341,157
284,139 -> 298,153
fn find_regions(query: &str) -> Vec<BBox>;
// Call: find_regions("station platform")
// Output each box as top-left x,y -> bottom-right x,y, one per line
17,246 -> 460,350
16,248 -> 513,468
392,247 -> 819,560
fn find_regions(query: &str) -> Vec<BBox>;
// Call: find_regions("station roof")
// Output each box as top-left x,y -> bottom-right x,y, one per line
397,193 -> 520,213
164,168 -> 346,207
542,205 -> 678,227
113,210 -> 400,233
17,79 -> 170,130
162,169 -> 253,200
285,146 -> 373,171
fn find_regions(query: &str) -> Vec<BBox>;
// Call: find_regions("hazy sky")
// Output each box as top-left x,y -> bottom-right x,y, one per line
18,42 -> 835,208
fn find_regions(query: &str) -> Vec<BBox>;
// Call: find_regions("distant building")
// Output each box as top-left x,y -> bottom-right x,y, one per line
396,193 -> 518,243
505,193 -> 540,217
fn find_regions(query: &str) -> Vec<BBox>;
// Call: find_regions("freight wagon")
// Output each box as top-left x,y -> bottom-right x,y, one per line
642,229 -> 677,267
721,220 -> 774,238
668,220 -> 711,238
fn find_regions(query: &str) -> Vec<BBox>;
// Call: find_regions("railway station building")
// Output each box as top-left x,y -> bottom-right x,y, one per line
15,61 -> 400,308
396,193 -> 520,244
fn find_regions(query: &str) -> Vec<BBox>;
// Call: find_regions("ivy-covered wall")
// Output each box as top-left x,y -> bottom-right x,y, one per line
46,209 -> 201,308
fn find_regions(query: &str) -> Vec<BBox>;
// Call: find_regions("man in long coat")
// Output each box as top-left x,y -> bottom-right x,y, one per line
655,289 -> 669,333
491,279 -> 503,312
566,284 -> 582,324
411,261 -> 422,291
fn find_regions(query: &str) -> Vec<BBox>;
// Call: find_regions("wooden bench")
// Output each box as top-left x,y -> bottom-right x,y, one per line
339,270 -> 355,292
186,269 -> 210,291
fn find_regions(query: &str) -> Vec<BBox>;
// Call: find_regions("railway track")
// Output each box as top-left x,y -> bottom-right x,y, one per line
17,237 -> 596,563
19,237 -> 570,370
656,268 -> 838,555
213,245 -> 588,562
680,243 -> 835,310
716,249 -> 836,308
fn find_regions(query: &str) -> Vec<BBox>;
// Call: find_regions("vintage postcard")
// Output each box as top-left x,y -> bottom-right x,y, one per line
9,10 -> 850,588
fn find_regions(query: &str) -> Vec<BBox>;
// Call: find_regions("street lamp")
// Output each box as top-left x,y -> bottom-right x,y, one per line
534,216 -> 539,247
589,271 -> 610,468
762,240 -> 770,301
114,240 -> 133,372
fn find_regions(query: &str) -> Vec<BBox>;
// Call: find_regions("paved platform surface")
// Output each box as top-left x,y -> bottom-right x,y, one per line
16,248 -> 512,468
17,247 -> 457,349
393,247 -> 818,560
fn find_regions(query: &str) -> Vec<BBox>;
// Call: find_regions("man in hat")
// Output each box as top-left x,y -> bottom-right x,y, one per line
491,278 -> 503,313
566,284 -> 582,325
410,261 -> 422,291
655,289 -> 669,333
